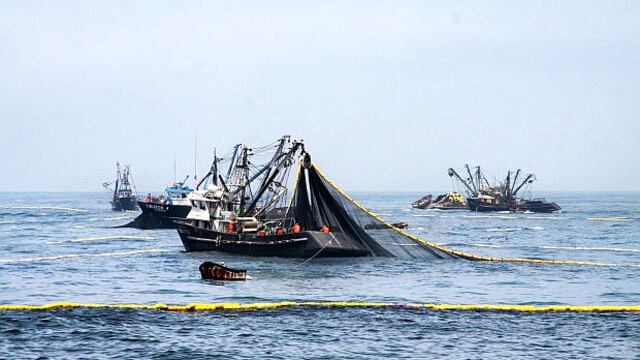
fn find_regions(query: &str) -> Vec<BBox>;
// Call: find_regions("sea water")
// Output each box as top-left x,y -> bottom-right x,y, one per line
1,192 -> 639,358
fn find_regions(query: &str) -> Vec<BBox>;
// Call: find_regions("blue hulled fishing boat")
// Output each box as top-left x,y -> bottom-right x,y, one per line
132,177 -> 194,229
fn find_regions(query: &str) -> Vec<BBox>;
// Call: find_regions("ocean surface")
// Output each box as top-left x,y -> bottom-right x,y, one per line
1,191 -> 639,359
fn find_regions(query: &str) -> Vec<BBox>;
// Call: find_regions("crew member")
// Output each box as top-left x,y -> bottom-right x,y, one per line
290,223 -> 302,233
320,224 -> 330,233
227,221 -> 236,234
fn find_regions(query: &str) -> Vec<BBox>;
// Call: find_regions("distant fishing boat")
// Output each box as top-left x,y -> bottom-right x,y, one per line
413,192 -> 468,210
176,136 -> 457,259
104,163 -> 138,211
449,165 -> 561,213
411,194 -> 432,209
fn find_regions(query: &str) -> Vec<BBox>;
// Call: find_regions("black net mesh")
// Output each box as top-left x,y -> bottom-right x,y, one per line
291,164 -> 460,259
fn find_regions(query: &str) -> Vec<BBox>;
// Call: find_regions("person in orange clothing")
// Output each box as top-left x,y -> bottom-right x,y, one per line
320,224 -> 330,233
290,223 -> 302,233
275,227 -> 284,235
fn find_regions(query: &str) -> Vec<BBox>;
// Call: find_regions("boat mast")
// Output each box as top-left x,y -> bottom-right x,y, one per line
479,168 -> 491,190
465,164 -> 478,195
510,169 -> 521,198
211,148 -> 218,186
114,162 -> 120,196
504,170 -> 512,199
121,165 -> 132,192
196,149 -> 223,190
238,147 -> 250,214
194,132 -> 197,184
226,144 -> 240,180
251,136 -> 290,198
245,141 -> 303,215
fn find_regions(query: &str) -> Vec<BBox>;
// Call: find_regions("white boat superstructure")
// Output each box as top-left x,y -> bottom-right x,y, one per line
182,136 -> 304,234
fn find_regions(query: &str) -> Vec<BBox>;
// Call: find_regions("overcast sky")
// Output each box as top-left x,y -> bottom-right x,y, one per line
1,1 -> 638,192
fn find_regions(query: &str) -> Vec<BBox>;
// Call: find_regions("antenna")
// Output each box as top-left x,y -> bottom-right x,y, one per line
194,132 -> 198,183
173,151 -> 176,184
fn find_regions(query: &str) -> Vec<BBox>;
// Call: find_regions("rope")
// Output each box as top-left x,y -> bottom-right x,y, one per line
296,233 -> 335,267
1,301 -> 638,313
311,165 -> 640,268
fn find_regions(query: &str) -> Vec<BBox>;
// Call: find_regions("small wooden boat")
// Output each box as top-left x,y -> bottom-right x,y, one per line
199,261 -> 247,281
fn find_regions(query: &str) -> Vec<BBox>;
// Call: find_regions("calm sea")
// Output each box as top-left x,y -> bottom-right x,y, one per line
1,191 -> 638,359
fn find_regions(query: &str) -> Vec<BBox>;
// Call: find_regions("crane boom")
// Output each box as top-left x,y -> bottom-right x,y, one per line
510,169 -> 521,196
464,164 -> 478,195
512,174 -> 535,196
448,168 -> 478,196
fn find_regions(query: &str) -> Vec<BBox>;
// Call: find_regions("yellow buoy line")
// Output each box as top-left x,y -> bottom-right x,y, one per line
1,301 -> 639,313
313,165 -> 640,268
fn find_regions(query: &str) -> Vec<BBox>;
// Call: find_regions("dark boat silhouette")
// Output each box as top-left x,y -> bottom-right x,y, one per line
449,165 -> 561,213
413,192 -> 468,210
104,163 -> 138,211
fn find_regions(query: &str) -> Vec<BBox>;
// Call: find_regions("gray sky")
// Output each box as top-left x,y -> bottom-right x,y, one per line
1,1 -> 638,192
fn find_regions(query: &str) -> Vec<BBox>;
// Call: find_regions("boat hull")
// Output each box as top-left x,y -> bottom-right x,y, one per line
518,200 -> 562,213
427,204 -> 469,210
468,198 -> 561,213
127,201 -> 192,229
467,198 -> 512,212
176,222 -> 370,258
112,197 -> 139,211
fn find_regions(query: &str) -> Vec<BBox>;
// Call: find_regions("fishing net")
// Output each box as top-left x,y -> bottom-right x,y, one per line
288,161 -> 637,267
291,163 -> 461,259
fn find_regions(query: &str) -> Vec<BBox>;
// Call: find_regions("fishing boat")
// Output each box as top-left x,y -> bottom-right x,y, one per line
448,165 -> 561,213
199,262 -> 247,281
176,137 -> 365,257
104,163 -> 138,211
175,136 -> 458,259
126,177 -> 194,229
412,191 -> 468,210
411,194 -> 432,209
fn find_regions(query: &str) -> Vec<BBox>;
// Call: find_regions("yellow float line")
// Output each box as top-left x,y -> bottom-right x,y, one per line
1,301 -> 639,313
312,165 -> 639,268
